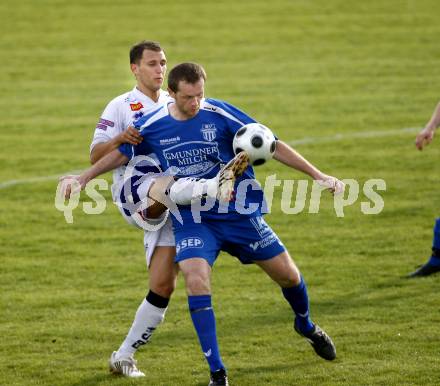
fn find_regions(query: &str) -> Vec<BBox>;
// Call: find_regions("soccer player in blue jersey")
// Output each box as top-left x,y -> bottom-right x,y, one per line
408,101 -> 440,277
124,62 -> 344,385
63,62 -> 344,386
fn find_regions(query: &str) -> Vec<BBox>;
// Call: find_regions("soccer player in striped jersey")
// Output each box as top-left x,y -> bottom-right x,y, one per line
88,41 -> 176,377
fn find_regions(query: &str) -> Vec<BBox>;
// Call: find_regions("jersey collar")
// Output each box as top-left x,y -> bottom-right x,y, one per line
132,86 -> 169,104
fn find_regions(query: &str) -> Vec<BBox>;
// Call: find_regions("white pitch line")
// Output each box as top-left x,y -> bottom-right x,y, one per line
0,127 -> 420,190
0,170 -> 83,190
288,127 -> 419,146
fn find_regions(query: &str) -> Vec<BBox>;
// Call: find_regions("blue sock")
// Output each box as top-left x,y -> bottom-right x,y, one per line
188,295 -> 224,372
282,276 -> 314,334
427,255 -> 440,267
425,219 -> 440,267
433,218 -> 440,250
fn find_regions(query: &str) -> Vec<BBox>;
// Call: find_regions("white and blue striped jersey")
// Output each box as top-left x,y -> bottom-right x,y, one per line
119,98 -> 266,221
90,87 -> 170,201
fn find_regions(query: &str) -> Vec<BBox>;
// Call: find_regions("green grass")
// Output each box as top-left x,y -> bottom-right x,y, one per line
1,0 -> 440,384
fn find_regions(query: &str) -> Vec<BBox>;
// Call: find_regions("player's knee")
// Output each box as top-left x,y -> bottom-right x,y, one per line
146,201 -> 167,219
278,268 -> 301,287
286,274 -> 301,287
149,177 -> 173,201
150,280 -> 176,298
149,266 -> 177,298
184,272 -> 210,295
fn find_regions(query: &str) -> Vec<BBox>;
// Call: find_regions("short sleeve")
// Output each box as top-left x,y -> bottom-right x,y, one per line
204,99 -> 257,135
90,99 -> 122,152
118,143 -> 133,159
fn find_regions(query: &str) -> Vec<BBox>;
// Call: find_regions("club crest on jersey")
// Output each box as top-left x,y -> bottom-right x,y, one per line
201,124 -> 217,142
130,102 -> 144,111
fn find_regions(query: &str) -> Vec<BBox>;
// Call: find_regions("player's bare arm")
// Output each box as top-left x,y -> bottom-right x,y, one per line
415,101 -> 440,151
273,140 -> 345,194
61,149 -> 128,198
90,126 -> 143,164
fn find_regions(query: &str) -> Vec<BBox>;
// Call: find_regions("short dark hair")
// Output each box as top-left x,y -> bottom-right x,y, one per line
129,41 -> 163,64
168,62 -> 207,92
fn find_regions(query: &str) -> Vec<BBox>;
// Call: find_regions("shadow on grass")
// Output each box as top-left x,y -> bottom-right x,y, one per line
191,363 -> 295,386
150,275 -> 426,344
67,373 -> 120,386
311,275 -> 432,313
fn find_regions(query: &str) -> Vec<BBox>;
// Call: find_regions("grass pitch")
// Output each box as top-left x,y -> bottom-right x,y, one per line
1,0 -> 440,385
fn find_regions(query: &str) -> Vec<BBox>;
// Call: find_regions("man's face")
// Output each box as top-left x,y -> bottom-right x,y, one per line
170,79 -> 205,118
131,49 -> 167,92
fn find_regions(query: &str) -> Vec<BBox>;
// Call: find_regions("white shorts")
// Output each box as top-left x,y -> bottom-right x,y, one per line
113,174 -> 176,267
143,217 -> 175,267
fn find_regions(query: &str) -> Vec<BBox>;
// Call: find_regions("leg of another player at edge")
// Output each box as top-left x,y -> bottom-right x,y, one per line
431,218 -> 440,266
178,258 -> 226,373
408,217 -> 440,277
255,252 -> 314,334
116,246 -> 177,359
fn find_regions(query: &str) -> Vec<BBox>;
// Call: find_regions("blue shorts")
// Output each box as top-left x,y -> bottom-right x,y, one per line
173,216 -> 286,266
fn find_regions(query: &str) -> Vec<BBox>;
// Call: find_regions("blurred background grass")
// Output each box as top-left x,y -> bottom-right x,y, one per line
1,0 -> 440,385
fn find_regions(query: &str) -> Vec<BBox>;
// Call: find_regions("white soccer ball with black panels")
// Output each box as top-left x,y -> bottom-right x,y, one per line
233,123 -> 277,166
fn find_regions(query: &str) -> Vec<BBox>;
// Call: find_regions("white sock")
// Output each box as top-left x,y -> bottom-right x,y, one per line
168,177 -> 218,205
116,298 -> 167,358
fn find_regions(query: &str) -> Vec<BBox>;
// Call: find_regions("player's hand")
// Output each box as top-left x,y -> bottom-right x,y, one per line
316,175 -> 345,195
415,127 -> 435,151
117,126 -> 143,145
59,175 -> 87,199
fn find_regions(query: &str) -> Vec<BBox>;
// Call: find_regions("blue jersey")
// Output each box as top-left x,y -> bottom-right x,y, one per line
119,98 -> 265,222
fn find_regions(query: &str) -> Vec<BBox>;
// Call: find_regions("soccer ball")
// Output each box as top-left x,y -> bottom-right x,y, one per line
233,123 -> 277,166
